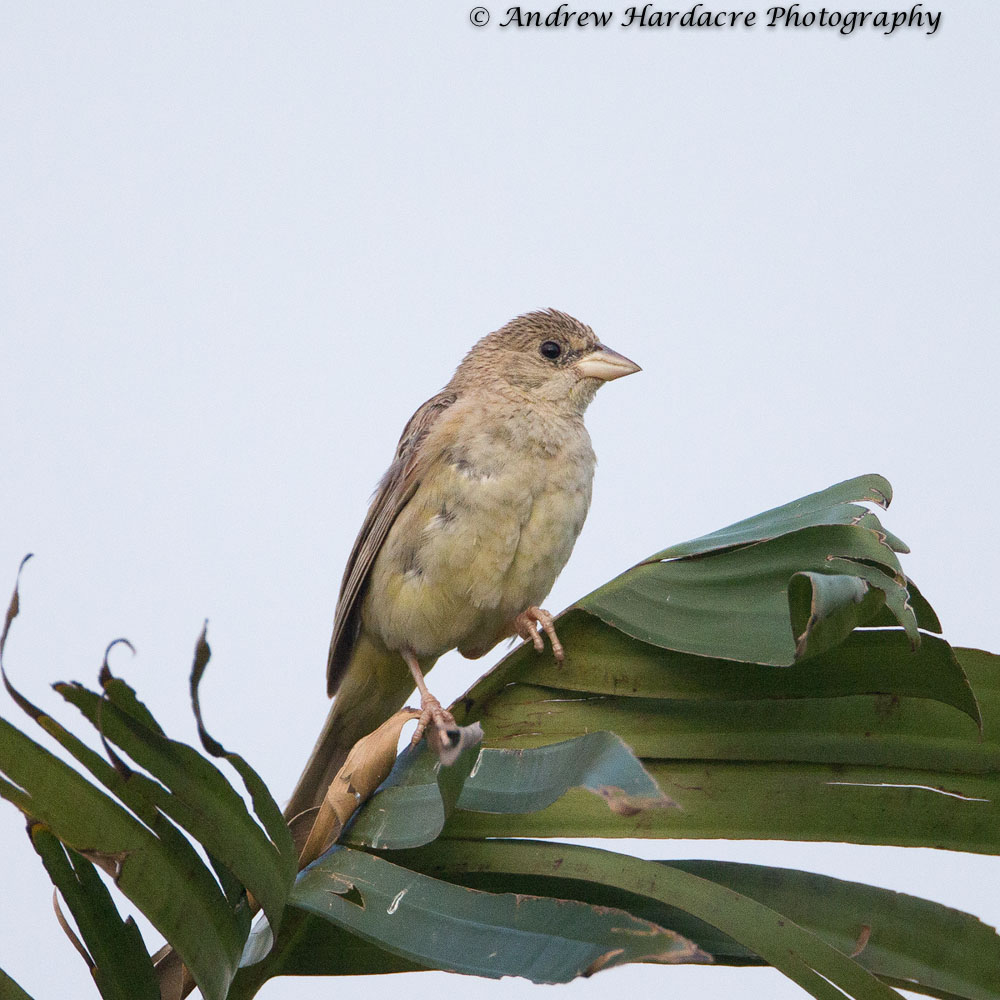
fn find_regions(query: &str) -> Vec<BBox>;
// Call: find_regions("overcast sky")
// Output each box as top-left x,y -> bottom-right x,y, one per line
2,3 -> 998,998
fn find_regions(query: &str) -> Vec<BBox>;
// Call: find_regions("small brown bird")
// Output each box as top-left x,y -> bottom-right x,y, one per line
285,309 -> 639,820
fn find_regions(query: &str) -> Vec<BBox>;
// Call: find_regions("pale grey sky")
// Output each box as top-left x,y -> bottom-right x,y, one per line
2,3 -> 997,998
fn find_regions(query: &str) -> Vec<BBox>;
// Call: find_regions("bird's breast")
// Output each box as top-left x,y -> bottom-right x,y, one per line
364,408 -> 596,658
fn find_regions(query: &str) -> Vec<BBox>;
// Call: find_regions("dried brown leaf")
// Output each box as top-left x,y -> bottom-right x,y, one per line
51,888 -> 93,970
297,708 -> 421,868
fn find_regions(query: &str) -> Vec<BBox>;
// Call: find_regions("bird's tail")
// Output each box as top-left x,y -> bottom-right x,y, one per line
283,632 -> 431,823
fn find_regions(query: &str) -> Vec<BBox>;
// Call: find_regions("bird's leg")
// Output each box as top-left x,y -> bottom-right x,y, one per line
402,648 -> 461,753
513,606 -> 565,662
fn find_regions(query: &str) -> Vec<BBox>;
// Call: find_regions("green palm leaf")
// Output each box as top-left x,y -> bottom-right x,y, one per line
3,477 -> 998,1000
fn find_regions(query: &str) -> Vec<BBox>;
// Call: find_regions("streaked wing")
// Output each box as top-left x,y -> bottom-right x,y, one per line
326,389 -> 458,695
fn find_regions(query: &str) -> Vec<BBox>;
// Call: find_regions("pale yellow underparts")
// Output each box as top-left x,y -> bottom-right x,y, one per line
363,389 -> 595,659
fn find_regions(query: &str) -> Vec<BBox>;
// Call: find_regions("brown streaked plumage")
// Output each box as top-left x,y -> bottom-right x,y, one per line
285,309 -> 639,821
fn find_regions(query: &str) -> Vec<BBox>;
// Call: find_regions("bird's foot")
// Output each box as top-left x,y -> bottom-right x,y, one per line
401,647 -> 479,764
514,606 -> 564,662
410,691 -> 462,757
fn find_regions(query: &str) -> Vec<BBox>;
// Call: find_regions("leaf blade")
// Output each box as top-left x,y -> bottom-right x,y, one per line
391,840 -> 904,1000
290,846 -> 707,982
29,824 -> 160,1000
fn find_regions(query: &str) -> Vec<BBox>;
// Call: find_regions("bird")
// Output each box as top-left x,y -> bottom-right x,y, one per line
284,309 -> 640,822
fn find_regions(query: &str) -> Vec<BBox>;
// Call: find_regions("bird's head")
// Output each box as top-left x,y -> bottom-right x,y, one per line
454,309 -> 641,412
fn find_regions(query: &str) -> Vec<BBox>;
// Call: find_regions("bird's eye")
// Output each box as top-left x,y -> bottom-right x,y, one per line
540,341 -> 562,360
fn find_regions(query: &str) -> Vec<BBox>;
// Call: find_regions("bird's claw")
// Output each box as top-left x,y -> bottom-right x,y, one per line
410,692 -> 461,755
514,606 -> 564,662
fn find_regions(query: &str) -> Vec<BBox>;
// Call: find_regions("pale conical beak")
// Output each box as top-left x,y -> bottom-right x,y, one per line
574,344 -> 642,382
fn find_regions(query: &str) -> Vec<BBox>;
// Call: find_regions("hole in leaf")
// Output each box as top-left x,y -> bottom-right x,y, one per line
340,885 -> 365,909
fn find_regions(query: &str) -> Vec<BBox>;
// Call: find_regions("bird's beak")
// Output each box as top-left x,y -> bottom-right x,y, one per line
574,345 -> 642,382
